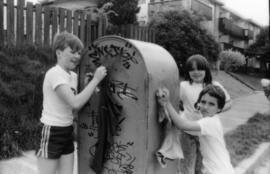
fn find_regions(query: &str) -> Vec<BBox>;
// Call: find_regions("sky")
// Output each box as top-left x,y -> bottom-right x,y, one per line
222,0 -> 269,26
25,0 -> 269,26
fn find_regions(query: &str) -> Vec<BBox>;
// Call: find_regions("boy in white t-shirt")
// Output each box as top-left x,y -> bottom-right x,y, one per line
157,85 -> 234,174
36,31 -> 107,174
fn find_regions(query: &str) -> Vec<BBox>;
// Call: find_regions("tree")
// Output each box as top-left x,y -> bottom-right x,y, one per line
246,27 -> 269,77
149,10 -> 220,73
98,0 -> 140,25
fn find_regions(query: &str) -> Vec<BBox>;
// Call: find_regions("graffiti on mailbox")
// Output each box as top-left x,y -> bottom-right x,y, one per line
78,110 -> 99,138
108,80 -> 138,101
87,141 -> 135,174
79,106 -> 126,138
88,42 -> 139,69
104,141 -> 136,174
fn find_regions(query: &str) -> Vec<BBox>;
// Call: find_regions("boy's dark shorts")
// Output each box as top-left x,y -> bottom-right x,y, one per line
36,123 -> 74,159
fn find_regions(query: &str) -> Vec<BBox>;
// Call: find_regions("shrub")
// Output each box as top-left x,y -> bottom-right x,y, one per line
219,49 -> 246,72
0,45 -> 54,159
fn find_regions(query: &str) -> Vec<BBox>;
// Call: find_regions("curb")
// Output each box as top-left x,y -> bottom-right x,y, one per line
235,142 -> 270,174
226,72 -> 257,90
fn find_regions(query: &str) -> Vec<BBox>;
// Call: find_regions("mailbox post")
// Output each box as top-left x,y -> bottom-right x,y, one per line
77,36 -> 180,174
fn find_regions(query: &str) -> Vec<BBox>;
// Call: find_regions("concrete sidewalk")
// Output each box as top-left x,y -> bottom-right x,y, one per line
0,92 -> 269,174
0,146 -> 78,174
218,91 -> 269,133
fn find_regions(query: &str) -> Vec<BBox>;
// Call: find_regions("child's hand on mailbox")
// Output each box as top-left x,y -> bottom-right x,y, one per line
93,66 -> 107,83
156,88 -> 170,107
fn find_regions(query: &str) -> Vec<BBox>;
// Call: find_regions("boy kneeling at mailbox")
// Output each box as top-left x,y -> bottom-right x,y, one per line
156,85 -> 234,174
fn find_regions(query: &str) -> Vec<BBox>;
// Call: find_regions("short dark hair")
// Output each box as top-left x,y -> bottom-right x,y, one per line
184,54 -> 212,85
52,31 -> 84,59
195,84 -> 226,110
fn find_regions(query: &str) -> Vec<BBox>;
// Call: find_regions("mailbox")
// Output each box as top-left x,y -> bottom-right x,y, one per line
78,36 -> 180,174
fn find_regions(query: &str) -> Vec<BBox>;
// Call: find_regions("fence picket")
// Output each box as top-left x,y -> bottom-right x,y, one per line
59,8 -> 65,32
142,27 -> 146,41
26,2 -> 33,44
102,15 -> 107,36
92,24 -> 97,41
86,14 -> 91,46
138,27 -> 142,40
35,4 -> 42,46
134,25 -> 138,40
16,0 -> 24,45
51,7 -> 58,42
43,6 -> 50,46
0,0 -> 3,45
66,10 -> 72,33
152,29 -> 155,42
73,11 -> 79,36
129,24 -> 134,39
98,15 -> 102,37
79,12 -> 85,45
7,0 -> 14,46
145,27 -> 149,42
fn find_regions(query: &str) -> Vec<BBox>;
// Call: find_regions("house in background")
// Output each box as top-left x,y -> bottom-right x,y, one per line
138,0 -> 262,53
218,6 -> 261,52
137,0 -> 264,70
217,7 -> 263,70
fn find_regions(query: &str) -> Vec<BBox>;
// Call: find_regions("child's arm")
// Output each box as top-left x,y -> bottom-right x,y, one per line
157,88 -> 200,132
166,102 -> 201,132
56,66 -> 107,110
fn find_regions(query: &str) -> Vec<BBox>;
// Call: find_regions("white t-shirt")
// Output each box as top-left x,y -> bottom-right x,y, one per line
197,116 -> 235,174
41,65 -> 78,126
179,81 -> 230,121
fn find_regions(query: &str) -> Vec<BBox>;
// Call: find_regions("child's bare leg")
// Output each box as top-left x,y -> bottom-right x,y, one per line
178,132 -> 197,174
58,153 -> 74,174
37,157 -> 58,174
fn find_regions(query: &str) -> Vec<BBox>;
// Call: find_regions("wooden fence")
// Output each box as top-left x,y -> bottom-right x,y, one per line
0,0 -> 155,47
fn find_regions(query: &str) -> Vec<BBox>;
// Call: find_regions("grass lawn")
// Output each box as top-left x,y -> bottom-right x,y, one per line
225,112 -> 270,167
